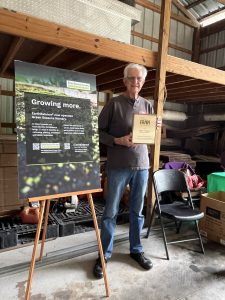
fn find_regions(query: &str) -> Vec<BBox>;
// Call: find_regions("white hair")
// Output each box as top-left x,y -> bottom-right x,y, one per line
123,63 -> 148,79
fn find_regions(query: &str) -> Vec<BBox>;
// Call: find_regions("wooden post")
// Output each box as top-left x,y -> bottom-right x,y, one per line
147,0 -> 172,222
39,199 -> 51,261
25,200 -> 46,300
192,27 -> 201,63
87,193 -> 110,297
0,85 -> 2,135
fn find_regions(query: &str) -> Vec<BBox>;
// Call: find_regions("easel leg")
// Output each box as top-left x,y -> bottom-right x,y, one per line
25,200 -> 46,300
87,193 -> 110,297
39,199 -> 51,261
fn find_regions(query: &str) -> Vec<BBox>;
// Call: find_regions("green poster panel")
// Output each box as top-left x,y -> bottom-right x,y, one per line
15,61 -> 100,199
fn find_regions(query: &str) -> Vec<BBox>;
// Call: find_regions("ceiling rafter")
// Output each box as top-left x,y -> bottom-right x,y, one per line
168,87 -> 225,97
172,0 -> 200,27
0,36 -> 24,75
97,69 -> 157,90
168,91 -> 225,100
36,46 -> 67,65
165,81 -> 223,92
135,0 -> 199,27
61,53 -> 97,70
72,56 -> 101,71
217,0 -> 225,5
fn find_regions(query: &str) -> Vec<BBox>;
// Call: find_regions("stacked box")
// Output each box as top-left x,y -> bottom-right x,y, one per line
200,192 -> 225,245
0,224 -> 17,249
0,139 -> 20,214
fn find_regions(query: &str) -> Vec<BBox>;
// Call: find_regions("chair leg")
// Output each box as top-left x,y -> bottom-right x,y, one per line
145,202 -> 156,238
195,220 -> 205,254
175,221 -> 182,234
159,215 -> 170,260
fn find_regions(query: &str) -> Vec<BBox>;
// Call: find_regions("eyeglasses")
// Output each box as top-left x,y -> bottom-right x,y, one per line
126,76 -> 143,82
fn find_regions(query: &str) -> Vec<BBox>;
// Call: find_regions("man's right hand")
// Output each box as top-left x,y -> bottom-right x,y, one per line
114,133 -> 133,147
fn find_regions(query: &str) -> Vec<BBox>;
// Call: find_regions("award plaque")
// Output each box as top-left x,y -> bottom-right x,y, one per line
132,114 -> 157,144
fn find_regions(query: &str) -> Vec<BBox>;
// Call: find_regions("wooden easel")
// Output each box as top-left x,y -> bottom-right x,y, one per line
25,189 -> 109,300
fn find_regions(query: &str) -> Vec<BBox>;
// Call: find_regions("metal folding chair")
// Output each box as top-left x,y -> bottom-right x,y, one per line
146,169 -> 205,260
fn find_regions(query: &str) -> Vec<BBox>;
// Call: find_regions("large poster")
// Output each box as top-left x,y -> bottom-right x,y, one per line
15,61 -> 100,199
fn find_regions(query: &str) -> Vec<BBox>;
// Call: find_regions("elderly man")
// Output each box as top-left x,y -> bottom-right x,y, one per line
94,63 -> 157,279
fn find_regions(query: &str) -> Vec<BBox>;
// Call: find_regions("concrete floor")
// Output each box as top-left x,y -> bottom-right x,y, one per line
0,223 -> 225,300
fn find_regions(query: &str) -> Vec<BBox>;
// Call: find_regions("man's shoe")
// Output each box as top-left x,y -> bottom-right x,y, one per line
93,257 -> 107,279
130,252 -> 153,270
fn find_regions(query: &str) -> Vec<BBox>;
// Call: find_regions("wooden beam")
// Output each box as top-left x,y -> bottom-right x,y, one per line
36,46 -> 67,65
0,36 -> 24,75
169,88 -> 225,98
200,18 -> 225,37
143,80 -> 221,95
0,73 -> 14,80
93,61 -> 127,76
98,67 -> 155,86
1,122 -> 16,128
135,0 -> 198,27
200,42 -> 225,54
98,70 -> 157,92
166,81 -> 223,92
154,0 -> 172,139
170,89 -> 225,98
172,0 -> 200,27
170,94 -> 225,103
192,27 -> 200,62
67,55 -> 101,71
167,55 -> 225,85
148,0 -> 172,221
165,76 -> 196,86
97,67 -> 125,86
0,90 -> 15,96
132,30 -> 192,54
0,8 -> 157,68
0,8 -> 224,87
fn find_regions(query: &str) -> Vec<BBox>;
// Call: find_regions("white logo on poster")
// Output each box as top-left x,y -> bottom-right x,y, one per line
66,80 -> 90,91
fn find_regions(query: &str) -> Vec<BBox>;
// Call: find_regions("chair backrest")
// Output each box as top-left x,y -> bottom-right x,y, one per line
153,169 -> 189,195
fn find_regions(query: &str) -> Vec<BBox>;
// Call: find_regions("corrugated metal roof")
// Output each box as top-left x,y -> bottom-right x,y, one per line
179,0 -> 224,21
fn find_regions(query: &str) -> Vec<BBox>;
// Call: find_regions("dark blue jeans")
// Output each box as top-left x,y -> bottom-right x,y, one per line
101,168 -> 149,259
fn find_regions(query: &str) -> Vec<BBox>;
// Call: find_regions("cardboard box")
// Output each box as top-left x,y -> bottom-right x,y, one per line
0,140 -> 17,154
0,154 -> 17,167
0,167 -> 19,213
3,141 -> 17,153
200,192 -> 225,245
